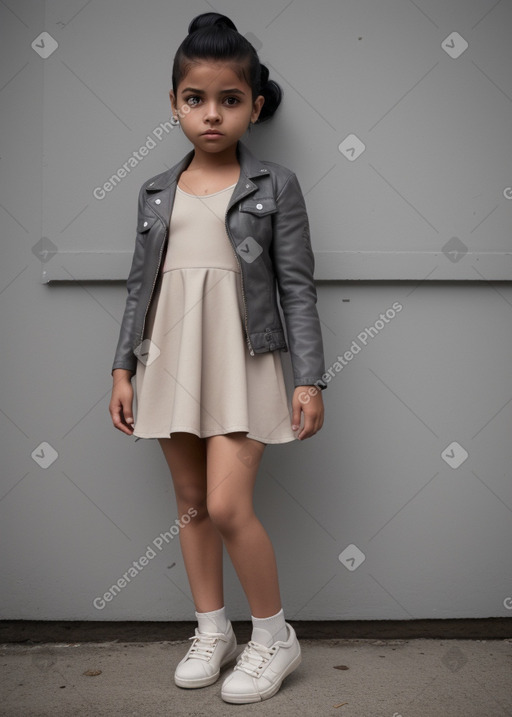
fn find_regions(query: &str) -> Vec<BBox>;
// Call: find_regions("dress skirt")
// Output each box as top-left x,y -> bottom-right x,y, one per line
132,183 -> 297,444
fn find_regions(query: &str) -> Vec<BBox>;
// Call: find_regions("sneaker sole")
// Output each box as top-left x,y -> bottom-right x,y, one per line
221,650 -> 302,703
174,643 -> 239,689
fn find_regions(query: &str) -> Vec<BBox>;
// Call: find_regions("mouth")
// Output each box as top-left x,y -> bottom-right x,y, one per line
202,130 -> 223,136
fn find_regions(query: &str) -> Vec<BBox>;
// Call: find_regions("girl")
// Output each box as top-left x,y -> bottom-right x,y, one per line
109,12 -> 326,704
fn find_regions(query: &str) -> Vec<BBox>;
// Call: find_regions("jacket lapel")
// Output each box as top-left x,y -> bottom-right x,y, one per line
142,140 -> 270,225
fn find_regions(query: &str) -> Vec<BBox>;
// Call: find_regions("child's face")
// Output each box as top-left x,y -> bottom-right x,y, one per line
169,61 -> 264,153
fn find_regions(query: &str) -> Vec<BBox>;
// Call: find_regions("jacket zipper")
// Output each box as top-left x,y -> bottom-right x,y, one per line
225,212 -> 254,356
138,225 -> 168,345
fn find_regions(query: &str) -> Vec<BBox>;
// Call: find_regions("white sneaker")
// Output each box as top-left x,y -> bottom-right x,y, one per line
221,622 -> 301,703
174,621 -> 238,688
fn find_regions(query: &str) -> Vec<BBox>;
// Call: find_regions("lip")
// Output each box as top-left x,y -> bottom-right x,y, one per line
202,130 -> 223,136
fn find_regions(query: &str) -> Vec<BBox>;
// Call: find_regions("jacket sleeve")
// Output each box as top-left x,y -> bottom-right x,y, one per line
271,171 -> 327,390
111,183 -> 147,376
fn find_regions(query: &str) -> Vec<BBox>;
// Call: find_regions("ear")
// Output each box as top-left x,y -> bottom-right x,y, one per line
251,94 -> 265,123
169,90 -> 177,116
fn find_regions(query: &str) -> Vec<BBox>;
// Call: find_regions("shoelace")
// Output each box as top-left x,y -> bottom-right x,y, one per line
186,631 -> 227,663
234,640 -> 277,677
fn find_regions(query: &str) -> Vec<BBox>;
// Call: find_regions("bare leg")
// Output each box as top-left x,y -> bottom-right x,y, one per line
158,433 -> 224,613
205,432 -> 282,618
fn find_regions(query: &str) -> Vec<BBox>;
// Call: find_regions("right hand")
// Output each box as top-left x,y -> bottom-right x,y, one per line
109,370 -> 135,435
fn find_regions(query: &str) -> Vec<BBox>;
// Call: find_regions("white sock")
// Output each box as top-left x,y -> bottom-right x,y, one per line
195,606 -> 229,634
251,608 -> 288,647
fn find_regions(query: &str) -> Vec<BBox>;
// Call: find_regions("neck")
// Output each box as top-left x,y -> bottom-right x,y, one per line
187,141 -> 239,171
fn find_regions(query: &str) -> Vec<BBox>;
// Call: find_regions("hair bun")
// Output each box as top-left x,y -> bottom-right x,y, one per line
259,64 -> 270,86
188,12 -> 237,35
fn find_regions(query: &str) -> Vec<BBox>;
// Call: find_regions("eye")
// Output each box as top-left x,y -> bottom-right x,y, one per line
185,95 -> 201,106
224,96 -> 240,106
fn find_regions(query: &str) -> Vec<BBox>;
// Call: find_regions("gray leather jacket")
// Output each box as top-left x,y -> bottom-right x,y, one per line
111,140 -> 326,389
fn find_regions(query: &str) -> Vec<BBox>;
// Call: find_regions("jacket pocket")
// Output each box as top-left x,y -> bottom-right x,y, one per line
238,197 -> 277,217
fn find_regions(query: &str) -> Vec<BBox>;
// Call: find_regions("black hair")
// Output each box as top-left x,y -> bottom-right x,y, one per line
172,12 -> 282,124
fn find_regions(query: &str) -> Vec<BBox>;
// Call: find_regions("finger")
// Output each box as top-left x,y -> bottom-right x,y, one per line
120,405 -> 135,434
291,394 -> 303,432
297,408 -> 314,440
123,404 -> 134,429
112,409 -> 127,433
111,400 -> 133,435
298,407 -> 322,440
118,417 -> 134,435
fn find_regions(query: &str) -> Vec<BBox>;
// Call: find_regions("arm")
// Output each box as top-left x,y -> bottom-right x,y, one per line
109,183 -> 148,435
270,171 -> 326,438
270,171 -> 326,388
111,183 -> 148,376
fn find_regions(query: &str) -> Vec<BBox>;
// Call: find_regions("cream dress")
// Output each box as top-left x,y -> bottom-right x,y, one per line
132,182 -> 297,444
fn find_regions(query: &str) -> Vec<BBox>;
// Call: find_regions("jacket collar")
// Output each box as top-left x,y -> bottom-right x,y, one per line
143,140 -> 270,224
144,140 -> 269,192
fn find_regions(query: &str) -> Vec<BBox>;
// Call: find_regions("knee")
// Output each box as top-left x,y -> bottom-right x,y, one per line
207,498 -> 245,536
174,484 -> 208,520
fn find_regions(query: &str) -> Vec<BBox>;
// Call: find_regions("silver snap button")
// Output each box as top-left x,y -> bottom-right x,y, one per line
143,221 -> 148,227
260,169 -> 267,172
256,203 -> 263,210
154,199 -> 161,204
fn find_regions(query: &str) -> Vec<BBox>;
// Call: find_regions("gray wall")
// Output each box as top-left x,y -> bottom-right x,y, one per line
1,0 -> 511,621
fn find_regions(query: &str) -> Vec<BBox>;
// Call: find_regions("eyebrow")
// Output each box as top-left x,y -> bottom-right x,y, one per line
181,87 -> 246,96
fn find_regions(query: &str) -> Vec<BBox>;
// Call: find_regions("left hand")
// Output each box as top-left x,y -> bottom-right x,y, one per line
291,385 -> 324,440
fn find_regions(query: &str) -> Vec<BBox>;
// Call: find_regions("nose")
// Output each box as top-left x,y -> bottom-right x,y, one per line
204,101 -> 221,124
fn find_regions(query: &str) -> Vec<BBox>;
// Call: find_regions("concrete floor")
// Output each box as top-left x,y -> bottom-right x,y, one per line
1,637 -> 511,717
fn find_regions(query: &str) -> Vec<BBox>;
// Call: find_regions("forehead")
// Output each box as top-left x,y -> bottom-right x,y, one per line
177,60 -> 249,92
